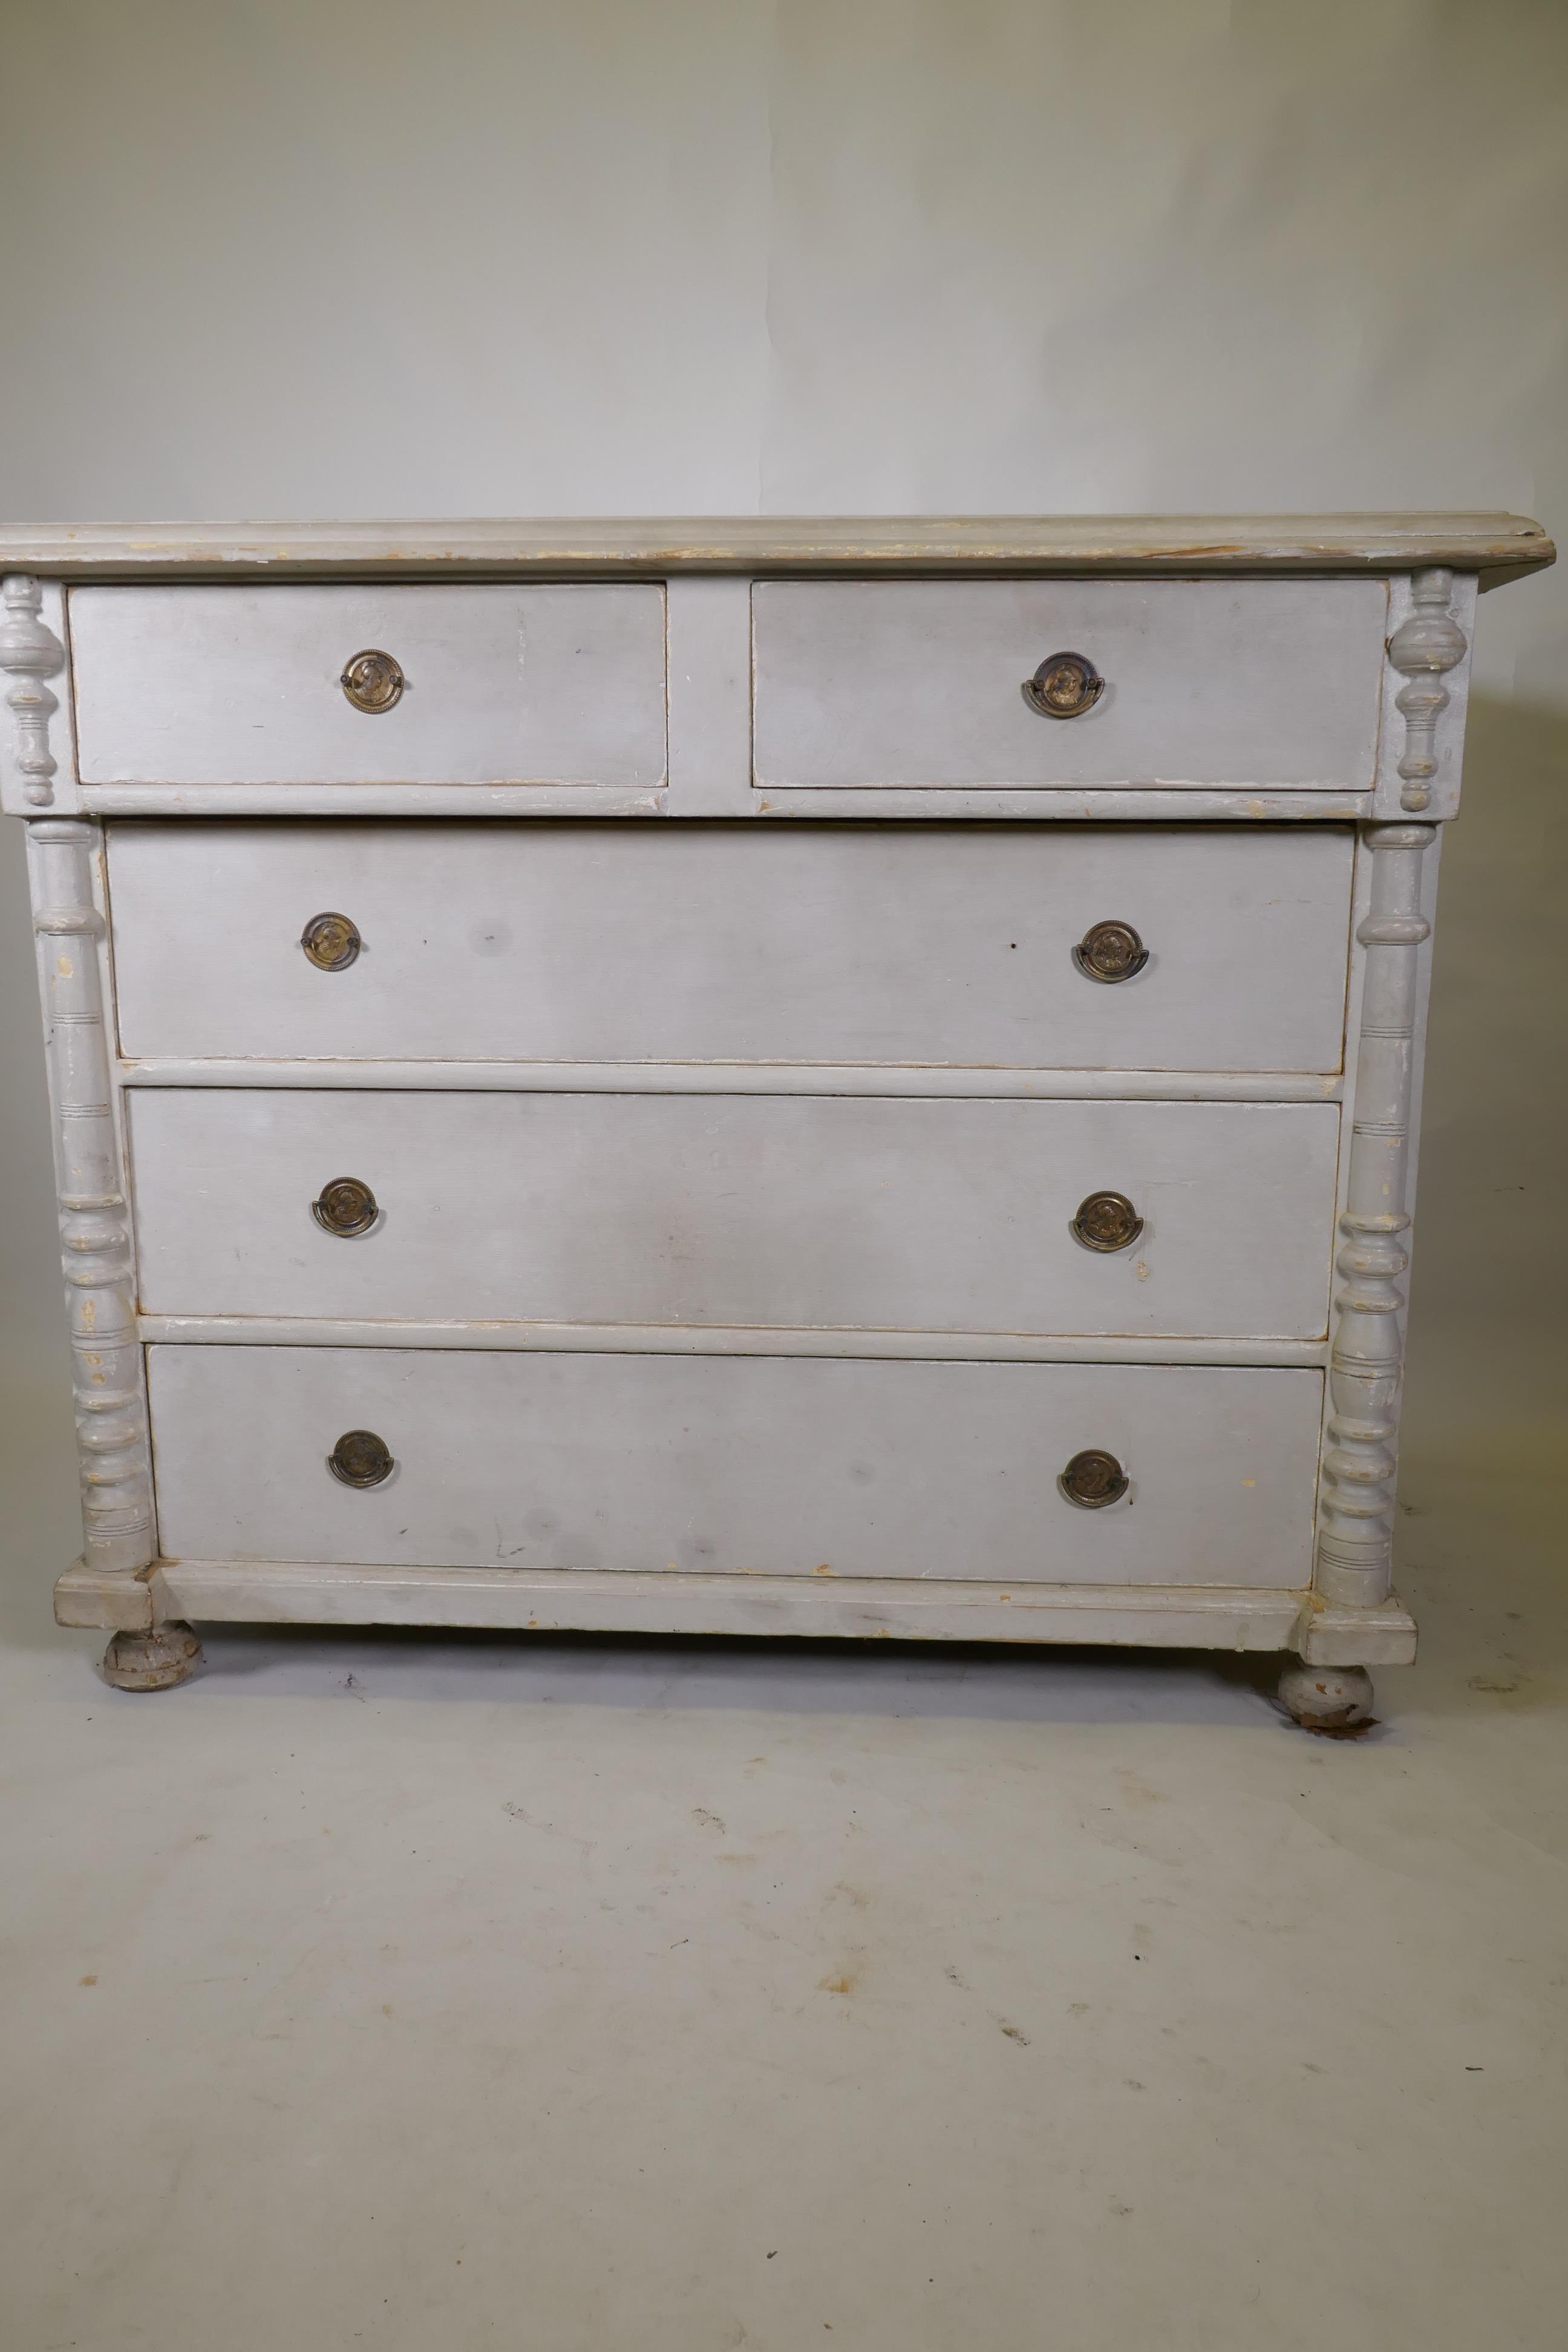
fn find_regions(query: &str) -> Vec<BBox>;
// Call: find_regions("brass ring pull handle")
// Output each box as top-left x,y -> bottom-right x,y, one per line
1023,650 -> 1105,719
1070,1191 -> 1144,1253
341,648 -> 405,713
312,1176 -> 379,1237
301,910 -> 362,972
1058,1448 -> 1129,1509
1073,919 -> 1148,984
327,1429 -> 394,1488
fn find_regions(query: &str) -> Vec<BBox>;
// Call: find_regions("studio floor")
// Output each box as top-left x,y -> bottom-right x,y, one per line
2,1369 -> 1564,2352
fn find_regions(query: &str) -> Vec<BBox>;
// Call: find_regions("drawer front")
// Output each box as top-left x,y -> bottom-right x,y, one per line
70,585 -> 667,786
147,1347 -> 1322,1587
109,822 -> 1354,1074
753,580 -> 1387,789
130,1092 -> 1338,1339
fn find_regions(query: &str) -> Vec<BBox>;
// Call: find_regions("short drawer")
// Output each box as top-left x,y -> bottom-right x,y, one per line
128,1092 -> 1338,1339
752,579 -> 1387,789
109,820 -> 1354,1074
70,585 -> 667,787
146,1347 -> 1322,1588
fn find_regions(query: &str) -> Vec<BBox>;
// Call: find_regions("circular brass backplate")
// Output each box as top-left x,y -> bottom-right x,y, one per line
327,1429 -> 394,1488
1022,650 -> 1105,719
300,911 -> 362,972
1072,919 -> 1148,984
312,1176 -> 379,1236
341,648 -> 405,713
1057,1448 -> 1129,1509
1070,1190 -> 1144,1253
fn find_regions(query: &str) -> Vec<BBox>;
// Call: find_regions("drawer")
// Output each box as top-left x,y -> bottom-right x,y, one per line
146,1347 -> 1322,1587
70,585 -> 667,787
109,821 -> 1354,1074
129,1092 -> 1338,1340
752,580 -> 1387,789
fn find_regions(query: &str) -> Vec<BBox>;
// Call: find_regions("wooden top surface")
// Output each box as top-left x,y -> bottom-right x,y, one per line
0,513 -> 1552,586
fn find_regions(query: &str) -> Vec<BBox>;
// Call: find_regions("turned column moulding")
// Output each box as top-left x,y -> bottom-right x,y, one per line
0,573 -> 65,806
1387,567 -> 1468,812
28,817 -> 200,1688
29,822 -> 158,1571
1314,821 -> 1435,1613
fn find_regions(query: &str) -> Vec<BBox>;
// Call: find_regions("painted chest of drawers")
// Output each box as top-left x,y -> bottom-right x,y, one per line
1,514 -> 1553,1719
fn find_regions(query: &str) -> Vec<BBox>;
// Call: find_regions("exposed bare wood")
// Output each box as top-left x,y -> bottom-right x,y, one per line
0,512 -> 1550,583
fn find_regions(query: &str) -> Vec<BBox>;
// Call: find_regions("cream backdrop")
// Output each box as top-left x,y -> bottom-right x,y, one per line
1,0 -> 1564,1468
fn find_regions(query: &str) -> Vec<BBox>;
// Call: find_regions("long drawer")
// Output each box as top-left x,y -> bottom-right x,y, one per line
70,585 -> 668,787
108,821 -> 1354,1073
752,579 -> 1387,789
146,1348 -> 1323,1587
128,1091 -> 1338,1339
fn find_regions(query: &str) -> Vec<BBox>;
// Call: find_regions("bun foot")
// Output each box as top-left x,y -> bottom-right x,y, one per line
102,1620 -> 203,1691
1279,1661 -> 1374,1733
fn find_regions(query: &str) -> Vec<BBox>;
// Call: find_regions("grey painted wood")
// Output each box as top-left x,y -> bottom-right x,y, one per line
1315,823 -> 1436,1610
136,1561 -> 1327,1650
127,1091 -> 1339,1339
753,580 -> 1387,789
664,578 -> 753,815
25,820 -> 156,1578
117,1059 -> 1344,1102
0,577 -> 79,815
53,1547 -> 1411,1658
45,1545 -> 1403,1661
1370,570 -> 1477,824
145,1347 -> 1323,1589
4,513 -> 1552,583
11,517 -> 1543,1668
86,782 -> 1378,820
136,1316 -> 1330,1367
106,820 -> 1354,1072
69,584 -> 668,786
748,789 -> 1375,824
